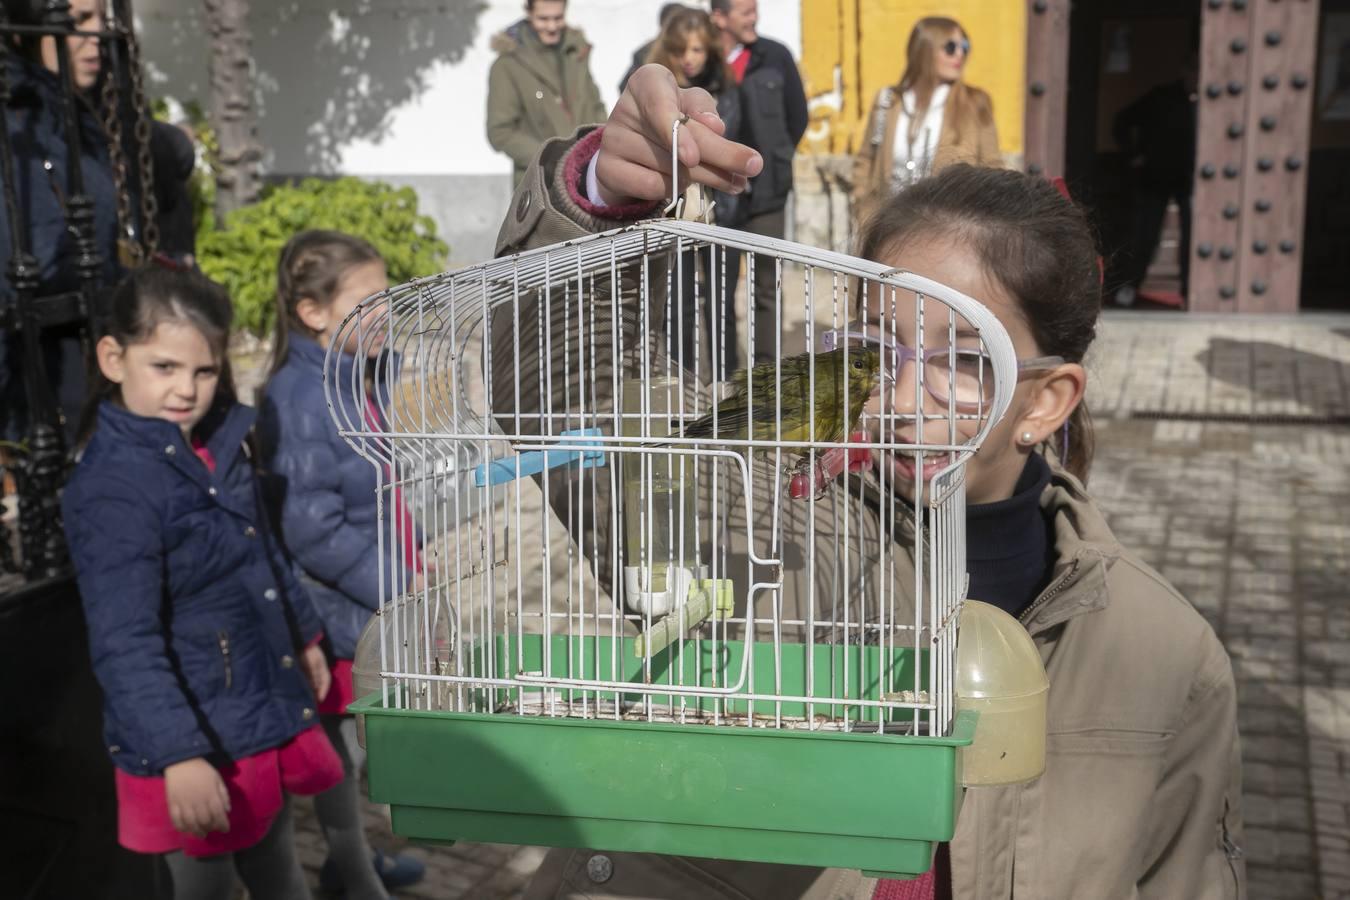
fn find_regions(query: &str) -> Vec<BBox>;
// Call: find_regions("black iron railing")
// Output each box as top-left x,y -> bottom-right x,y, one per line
0,0 -> 158,586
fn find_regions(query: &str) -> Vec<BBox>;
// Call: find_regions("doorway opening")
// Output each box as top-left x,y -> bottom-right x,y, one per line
1065,1 -> 1200,312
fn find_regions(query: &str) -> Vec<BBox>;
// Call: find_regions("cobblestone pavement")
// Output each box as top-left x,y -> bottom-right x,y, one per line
292,790 -> 546,899
1086,312 -> 1350,900
283,311 -> 1350,899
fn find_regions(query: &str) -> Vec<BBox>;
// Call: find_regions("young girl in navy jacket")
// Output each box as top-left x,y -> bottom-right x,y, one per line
63,265 -> 341,900
257,230 -> 425,898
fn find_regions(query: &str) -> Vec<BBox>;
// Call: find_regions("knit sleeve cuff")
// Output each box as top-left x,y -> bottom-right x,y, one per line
563,127 -> 662,221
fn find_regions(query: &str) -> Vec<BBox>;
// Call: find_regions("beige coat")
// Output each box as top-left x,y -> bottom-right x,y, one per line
851,83 -> 1002,225
497,130 -> 1246,900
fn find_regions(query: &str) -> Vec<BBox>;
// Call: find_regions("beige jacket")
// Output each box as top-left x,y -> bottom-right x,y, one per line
851,83 -> 1001,225
498,132 -> 1246,900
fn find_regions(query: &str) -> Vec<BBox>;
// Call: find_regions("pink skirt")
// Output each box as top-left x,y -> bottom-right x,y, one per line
115,724 -> 342,857
318,658 -> 355,716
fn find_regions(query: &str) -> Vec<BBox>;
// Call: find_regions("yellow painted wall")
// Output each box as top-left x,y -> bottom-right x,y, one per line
799,0 -> 1026,158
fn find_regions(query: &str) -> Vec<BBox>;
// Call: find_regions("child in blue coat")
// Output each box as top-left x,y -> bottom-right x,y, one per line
257,230 -> 425,898
63,265 -> 341,900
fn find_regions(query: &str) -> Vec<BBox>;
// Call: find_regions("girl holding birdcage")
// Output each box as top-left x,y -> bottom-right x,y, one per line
256,230 -> 426,898
492,65 -> 1244,900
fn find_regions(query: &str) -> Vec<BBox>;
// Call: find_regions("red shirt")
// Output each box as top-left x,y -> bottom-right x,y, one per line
728,45 -> 750,84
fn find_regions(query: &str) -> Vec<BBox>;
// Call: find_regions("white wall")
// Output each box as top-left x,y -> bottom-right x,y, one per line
138,0 -> 801,178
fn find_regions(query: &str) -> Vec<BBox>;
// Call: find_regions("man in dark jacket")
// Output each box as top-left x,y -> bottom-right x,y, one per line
486,0 -> 608,186
1111,56 -> 1197,306
710,0 -> 807,366
150,120 -> 199,264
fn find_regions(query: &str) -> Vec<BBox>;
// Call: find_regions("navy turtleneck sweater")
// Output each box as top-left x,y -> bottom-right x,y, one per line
965,453 -> 1055,619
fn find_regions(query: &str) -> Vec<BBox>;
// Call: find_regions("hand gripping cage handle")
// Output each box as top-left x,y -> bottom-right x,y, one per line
324,111 -> 1018,471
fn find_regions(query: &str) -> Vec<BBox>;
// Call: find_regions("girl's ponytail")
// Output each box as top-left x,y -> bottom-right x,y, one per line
270,238 -> 299,381
268,230 -> 382,377
1060,403 -> 1095,484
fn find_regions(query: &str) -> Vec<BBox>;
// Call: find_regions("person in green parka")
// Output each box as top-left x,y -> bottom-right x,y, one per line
486,0 -> 609,186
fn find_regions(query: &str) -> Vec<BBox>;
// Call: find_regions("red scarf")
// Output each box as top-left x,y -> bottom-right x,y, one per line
872,844 -> 950,900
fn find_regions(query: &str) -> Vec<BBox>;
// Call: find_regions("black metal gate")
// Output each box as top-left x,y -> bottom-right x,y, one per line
0,2 -> 165,896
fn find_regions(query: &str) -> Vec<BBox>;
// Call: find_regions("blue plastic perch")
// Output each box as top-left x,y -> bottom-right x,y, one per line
473,428 -> 607,487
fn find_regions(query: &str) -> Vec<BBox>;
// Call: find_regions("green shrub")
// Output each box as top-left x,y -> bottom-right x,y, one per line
197,177 -> 449,336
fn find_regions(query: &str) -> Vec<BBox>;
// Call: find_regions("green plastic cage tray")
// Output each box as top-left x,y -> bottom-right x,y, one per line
349,633 -> 974,879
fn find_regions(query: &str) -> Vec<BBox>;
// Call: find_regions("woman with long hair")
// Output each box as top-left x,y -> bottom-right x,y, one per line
645,6 -> 724,92
851,16 -> 1001,224
0,0 -> 121,443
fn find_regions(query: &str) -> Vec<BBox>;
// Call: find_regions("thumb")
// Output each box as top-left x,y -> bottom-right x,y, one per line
217,777 -> 231,813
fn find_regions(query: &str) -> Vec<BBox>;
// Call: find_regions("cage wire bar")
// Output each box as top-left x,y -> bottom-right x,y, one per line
330,216 -> 1017,748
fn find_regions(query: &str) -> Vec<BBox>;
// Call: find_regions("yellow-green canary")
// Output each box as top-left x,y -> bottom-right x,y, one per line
681,348 -> 882,444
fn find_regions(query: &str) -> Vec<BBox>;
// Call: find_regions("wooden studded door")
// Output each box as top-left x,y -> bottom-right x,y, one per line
1190,0 -> 1321,313
1024,0 -> 1071,179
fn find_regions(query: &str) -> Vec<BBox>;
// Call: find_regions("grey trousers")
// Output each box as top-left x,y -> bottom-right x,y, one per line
162,798 -> 310,900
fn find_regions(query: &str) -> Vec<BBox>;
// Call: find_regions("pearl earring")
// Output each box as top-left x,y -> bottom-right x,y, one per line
1021,431 -> 1035,444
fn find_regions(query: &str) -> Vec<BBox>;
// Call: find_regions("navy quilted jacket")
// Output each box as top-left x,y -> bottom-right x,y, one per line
63,401 -> 324,776
258,333 -> 413,660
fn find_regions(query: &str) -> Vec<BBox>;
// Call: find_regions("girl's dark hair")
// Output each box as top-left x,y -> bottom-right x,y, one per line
856,164 -> 1102,481
77,265 -> 236,444
269,229 -> 382,376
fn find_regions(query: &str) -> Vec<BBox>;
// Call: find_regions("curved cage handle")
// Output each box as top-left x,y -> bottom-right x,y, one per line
662,115 -> 715,224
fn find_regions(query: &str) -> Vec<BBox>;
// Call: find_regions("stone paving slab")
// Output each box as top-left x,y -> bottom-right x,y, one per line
276,312 -> 1350,899
1086,312 -> 1350,421
291,786 -> 544,899
1087,313 -> 1350,900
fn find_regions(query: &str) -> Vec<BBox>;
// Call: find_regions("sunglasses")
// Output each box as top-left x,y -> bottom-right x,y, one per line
941,38 -> 971,57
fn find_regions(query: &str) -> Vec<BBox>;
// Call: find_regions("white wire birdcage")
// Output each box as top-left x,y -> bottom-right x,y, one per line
328,186 -> 1018,875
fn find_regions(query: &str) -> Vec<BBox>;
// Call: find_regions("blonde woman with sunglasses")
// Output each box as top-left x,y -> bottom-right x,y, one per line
852,17 -> 1001,225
